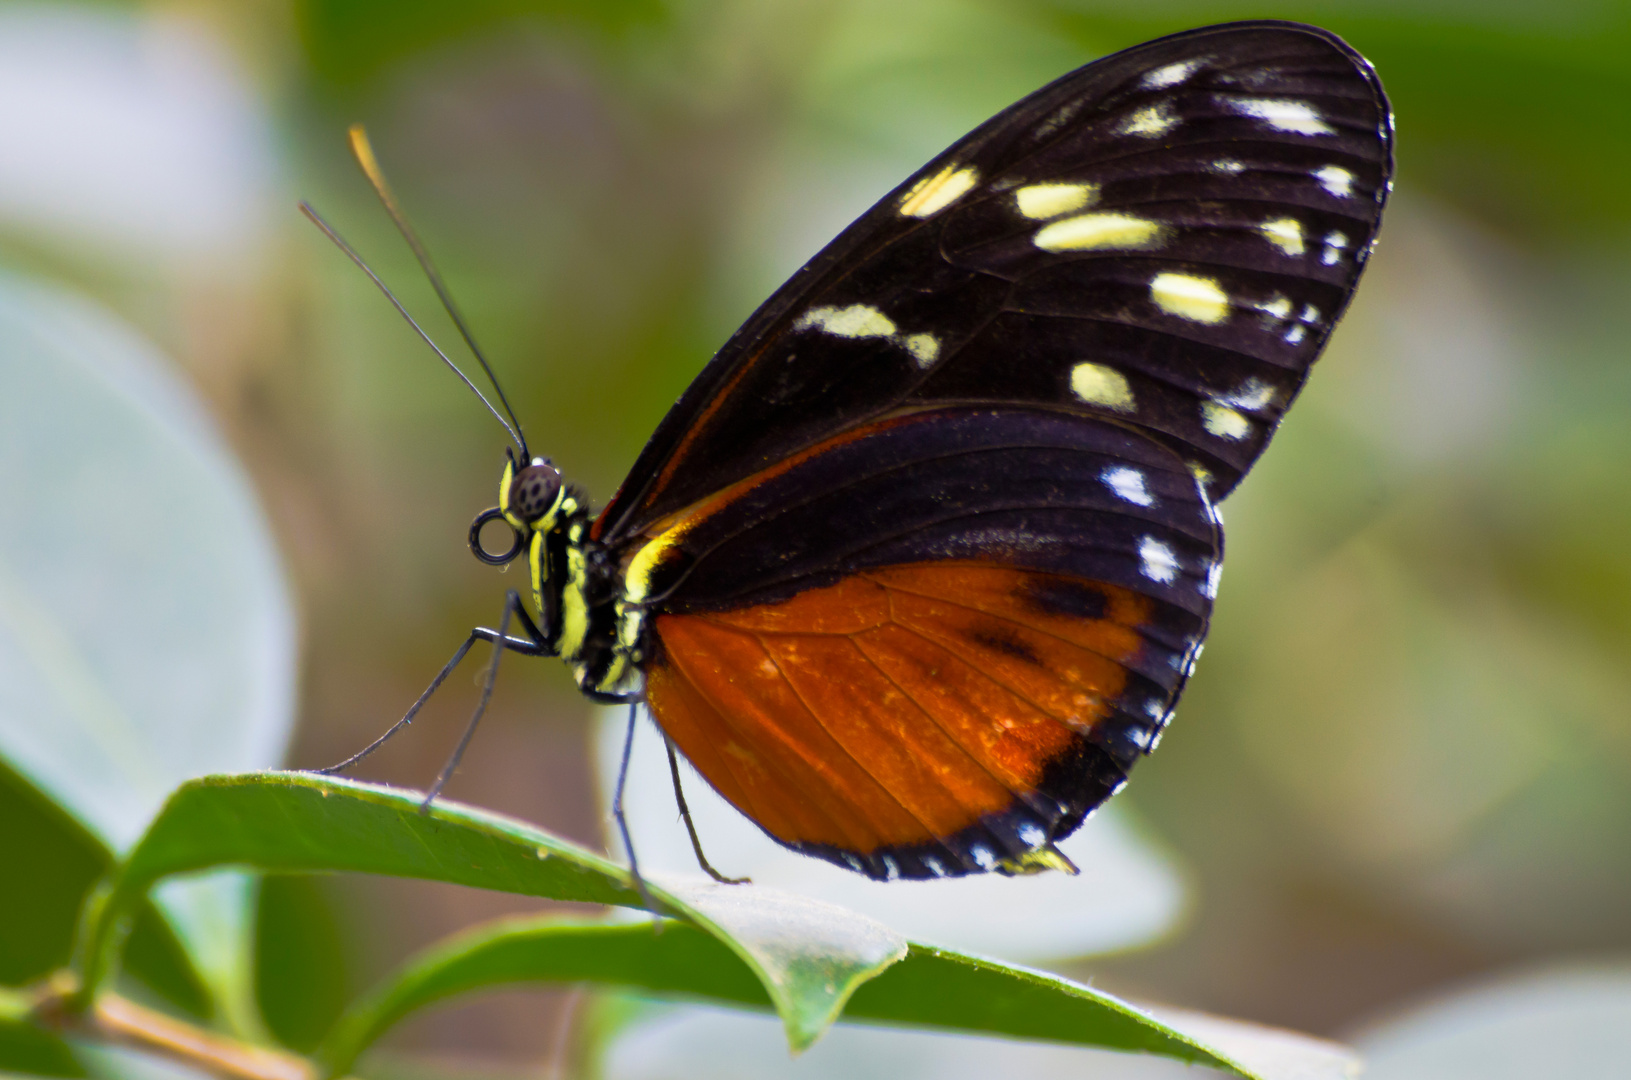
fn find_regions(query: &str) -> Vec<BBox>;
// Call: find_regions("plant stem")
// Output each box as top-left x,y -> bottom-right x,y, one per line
31,975 -> 316,1080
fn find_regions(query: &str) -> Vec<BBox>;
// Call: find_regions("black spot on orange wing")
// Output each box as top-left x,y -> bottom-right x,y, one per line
966,623 -> 1043,665
1024,577 -> 1109,621
644,561 -> 1182,879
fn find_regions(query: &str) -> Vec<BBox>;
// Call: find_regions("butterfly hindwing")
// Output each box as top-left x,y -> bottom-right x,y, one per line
595,20 -> 1391,544
631,409 -> 1217,877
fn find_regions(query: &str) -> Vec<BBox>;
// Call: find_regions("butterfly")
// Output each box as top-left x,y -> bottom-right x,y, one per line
318,19 -> 1391,884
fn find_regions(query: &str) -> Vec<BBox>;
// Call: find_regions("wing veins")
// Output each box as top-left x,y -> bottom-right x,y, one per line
866,570 -> 1168,674
660,626 -> 885,850
751,634 -> 966,857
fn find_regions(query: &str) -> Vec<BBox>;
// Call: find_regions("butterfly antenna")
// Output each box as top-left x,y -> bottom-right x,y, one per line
299,201 -> 525,451
347,124 -> 531,462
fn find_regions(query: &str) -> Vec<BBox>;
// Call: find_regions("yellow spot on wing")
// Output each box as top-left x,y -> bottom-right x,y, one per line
1142,60 -> 1201,89
1118,102 -> 1176,138
1201,401 -> 1252,440
1014,182 -> 1097,219
899,164 -> 979,217
1150,273 -> 1229,324
795,304 -> 896,339
1035,213 -> 1166,252
1261,217 -> 1304,256
1071,362 -> 1135,412
901,332 -> 940,366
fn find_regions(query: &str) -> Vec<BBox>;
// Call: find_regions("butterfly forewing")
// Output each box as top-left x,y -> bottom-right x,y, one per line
578,21 -> 1389,879
596,21 -> 1391,543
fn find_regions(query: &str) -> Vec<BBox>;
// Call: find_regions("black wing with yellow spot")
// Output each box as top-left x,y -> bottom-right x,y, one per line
591,21 -> 1390,880
594,20 -> 1391,545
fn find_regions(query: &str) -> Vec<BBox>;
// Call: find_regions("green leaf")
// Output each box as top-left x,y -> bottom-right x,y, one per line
84,773 -> 905,1053
0,987 -> 81,1077
0,745 -> 207,1019
314,917 -> 1245,1077
0,270 -> 298,1030
254,875 -> 352,1054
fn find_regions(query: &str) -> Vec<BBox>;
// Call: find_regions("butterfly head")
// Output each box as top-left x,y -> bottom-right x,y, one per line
468,451 -> 594,658
500,453 -> 566,532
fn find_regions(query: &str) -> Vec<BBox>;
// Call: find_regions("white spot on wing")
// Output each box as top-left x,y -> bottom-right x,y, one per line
1211,158 -> 1245,174
1321,230 -> 1350,265
1259,294 -> 1292,321
1015,182 -> 1098,219
1201,559 -> 1223,599
1218,376 -> 1276,411
1035,212 -> 1166,252
970,844 -> 996,870
1284,324 -> 1307,345
1201,400 -> 1252,440
1223,96 -> 1335,135
1314,164 -> 1355,197
1150,272 -> 1229,323
1102,465 -> 1155,507
795,303 -> 895,338
1261,217 -> 1304,256
1018,822 -> 1045,846
1139,535 -> 1179,583
1117,101 -> 1177,138
922,855 -> 945,877
899,164 -> 979,217
1142,59 -> 1202,89
1071,362 -> 1135,412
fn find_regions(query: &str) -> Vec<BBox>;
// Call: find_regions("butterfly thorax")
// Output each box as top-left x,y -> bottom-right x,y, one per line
494,455 -> 648,702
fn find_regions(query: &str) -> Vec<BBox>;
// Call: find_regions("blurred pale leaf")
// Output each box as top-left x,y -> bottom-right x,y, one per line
600,999 -> 1354,1080
0,6 -> 276,264
594,708 -> 1187,963
0,271 -> 295,851
0,271 -> 297,1029
1355,965 -> 1631,1079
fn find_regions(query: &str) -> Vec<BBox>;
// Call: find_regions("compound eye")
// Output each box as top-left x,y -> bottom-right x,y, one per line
510,461 -> 563,522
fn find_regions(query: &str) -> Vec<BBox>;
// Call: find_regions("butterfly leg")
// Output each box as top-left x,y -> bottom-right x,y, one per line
612,701 -> 665,924
420,589 -> 548,808
314,589 -> 546,784
663,733 -> 748,884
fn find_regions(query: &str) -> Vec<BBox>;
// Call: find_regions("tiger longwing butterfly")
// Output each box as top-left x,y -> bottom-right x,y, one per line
337,21 -> 1391,882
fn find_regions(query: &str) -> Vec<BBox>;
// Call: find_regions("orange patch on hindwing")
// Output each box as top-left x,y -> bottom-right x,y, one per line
645,561 -> 1153,853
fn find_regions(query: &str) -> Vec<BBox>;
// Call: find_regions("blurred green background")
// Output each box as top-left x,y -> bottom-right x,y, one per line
1,0 -> 1628,1072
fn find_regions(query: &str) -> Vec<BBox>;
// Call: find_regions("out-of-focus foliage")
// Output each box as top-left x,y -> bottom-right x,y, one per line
1040,5 -> 1631,242
298,0 -> 667,89
0,0 -> 1628,1075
